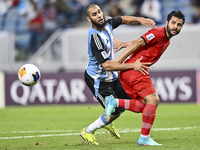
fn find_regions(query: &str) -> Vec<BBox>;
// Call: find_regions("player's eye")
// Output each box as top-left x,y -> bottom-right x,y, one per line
177,23 -> 182,27
92,13 -> 97,16
171,21 -> 175,24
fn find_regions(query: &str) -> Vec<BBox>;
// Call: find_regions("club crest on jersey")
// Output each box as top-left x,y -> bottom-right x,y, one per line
101,51 -> 108,59
146,33 -> 155,41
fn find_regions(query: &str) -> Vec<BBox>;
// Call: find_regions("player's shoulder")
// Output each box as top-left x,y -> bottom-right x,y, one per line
88,27 -> 100,35
105,16 -> 113,25
105,16 -> 121,24
105,16 -> 112,21
142,27 -> 165,41
149,27 -> 165,35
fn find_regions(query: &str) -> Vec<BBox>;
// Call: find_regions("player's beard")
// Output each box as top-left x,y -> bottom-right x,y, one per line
91,15 -> 106,29
166,23 -> 180,37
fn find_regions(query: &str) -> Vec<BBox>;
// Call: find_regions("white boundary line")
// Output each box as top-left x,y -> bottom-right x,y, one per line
0,126 -> 199,140
0,130 -> 76,134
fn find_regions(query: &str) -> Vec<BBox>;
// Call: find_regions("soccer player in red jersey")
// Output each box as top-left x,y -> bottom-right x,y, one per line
105,10 -> 185,146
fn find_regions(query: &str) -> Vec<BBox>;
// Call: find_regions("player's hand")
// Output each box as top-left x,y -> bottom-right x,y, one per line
114,39 -> 127,53
140,18 -> 156,28
133,56 -> 151,75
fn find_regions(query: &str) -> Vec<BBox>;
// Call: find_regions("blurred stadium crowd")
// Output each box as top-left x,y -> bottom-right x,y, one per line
0,0 -> 200,60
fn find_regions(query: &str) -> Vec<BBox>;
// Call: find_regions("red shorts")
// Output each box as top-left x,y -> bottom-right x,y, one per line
119,70 -> 156,101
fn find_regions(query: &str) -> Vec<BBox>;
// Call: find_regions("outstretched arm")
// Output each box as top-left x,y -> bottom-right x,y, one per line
116,37 -> 146,63
121,16 -> 156,28
102,56 -> 151,75
114,39 -> 131,53
102,38 -> 148,74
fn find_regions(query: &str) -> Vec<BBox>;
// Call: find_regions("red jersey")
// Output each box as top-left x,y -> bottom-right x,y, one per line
125,27 -> 170,65
119,27 -> 170,100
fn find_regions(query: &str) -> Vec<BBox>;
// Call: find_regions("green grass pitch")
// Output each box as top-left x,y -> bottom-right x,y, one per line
0,103 -> 200,150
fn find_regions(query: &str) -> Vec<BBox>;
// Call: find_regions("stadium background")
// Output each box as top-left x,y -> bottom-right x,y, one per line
0,0 -> 200,108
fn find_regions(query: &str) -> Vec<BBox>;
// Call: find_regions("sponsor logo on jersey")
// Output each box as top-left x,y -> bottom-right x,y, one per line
101,51 -> 108,59
146,33 -> 155,41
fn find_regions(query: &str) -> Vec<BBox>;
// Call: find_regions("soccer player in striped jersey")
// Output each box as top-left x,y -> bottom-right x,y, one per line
80,4 -> 156,145
105,10 -> 185,146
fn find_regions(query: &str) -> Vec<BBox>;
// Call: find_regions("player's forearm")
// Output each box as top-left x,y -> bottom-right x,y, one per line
124,41 -> 132,47
120,41 -> 132,48
102,60 -> 134,71
117,38 -> 145,63
117,40 -> 139,63
121,16 -> 156,28
121,16 -> 144,25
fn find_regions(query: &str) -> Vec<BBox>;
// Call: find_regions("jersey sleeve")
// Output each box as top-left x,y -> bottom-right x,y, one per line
106,16 -> 122,29
141,29 -> 159,46
91,33 -> 110,64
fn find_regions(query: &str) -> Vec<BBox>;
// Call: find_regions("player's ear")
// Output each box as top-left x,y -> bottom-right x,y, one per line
165,20 -> 168,26
87,16 -> 91,22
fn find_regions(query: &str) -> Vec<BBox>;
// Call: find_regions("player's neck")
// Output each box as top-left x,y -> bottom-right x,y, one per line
92,25 -> 105,31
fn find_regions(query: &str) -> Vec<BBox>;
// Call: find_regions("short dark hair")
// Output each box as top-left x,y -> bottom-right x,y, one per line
85,4 -> 98,17
167,10 -> 185,24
